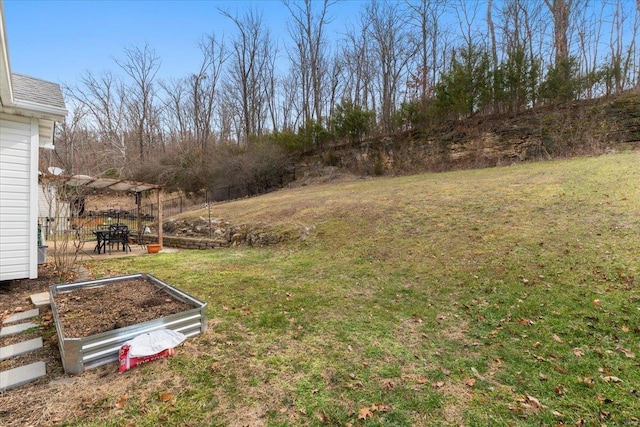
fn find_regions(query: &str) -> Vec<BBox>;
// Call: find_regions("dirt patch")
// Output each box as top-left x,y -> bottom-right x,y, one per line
53,278 -> 193,338
0,264 -> 61,316
440,380 -> 473,424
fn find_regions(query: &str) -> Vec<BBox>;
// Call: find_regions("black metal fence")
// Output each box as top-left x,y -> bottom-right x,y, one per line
207,167 -> 297,203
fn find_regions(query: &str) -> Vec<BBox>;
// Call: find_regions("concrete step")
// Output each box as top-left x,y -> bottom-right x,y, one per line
30,292 -> 51,307
0,338 -> 44,361
0,361 -> 46,391
0,322 -> 39,337
2,309 -> 40,324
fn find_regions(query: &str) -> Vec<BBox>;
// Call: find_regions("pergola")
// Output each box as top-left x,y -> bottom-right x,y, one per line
40,174 -> 165,246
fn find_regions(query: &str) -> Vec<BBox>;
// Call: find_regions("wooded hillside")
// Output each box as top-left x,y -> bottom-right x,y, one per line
43,0 -> 640,194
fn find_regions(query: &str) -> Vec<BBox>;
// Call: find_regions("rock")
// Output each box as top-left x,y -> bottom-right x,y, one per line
162,217 -> 297,247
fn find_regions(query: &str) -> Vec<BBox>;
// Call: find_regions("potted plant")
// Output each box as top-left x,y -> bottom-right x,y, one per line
147,243 -> 162,253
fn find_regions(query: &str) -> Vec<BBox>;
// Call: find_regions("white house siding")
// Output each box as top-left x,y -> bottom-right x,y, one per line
0,113 -> 38,280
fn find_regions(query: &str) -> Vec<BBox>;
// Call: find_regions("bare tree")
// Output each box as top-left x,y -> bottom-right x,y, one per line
326,53 -> 343,124
453,0 -> 484,51
216,89 -> 239,144
575,2 -> 604,97
405,0 -> 447,103
487,0 -> 498,67
284,0 -> 335,127
340,18 -> 375,111
39,176 -> 84,280
264,47 -> 280,132
159,77 -> 189,142
68,70 -> 128,173
186,34 -> 228,148
545,0 -> 570,64
605,0 -> 639,94
114,44 -> 161,160
280,68 -> 301,130
221,8 -> 274,143
51,100 -> 88,174
365,0 -> 416,133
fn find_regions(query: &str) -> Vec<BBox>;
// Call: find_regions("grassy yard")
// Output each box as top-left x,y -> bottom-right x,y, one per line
78,151 -> 639,426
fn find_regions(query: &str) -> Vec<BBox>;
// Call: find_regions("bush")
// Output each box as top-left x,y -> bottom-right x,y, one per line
332,99 -> 375,142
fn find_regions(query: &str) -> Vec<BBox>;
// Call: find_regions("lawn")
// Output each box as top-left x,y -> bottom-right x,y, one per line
77,151 -> 639,426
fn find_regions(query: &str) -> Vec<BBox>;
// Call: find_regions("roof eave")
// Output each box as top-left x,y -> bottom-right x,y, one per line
9,99 -> 67,121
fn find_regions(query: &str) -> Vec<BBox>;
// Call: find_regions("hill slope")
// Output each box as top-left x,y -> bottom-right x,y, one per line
298,92 -> 640,177
174,150 -> 640,251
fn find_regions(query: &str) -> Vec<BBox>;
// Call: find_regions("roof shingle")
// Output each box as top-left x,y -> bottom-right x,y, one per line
11,73 -> 66,110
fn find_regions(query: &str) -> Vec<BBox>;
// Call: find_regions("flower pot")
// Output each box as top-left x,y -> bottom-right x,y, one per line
147,244 -> 162,254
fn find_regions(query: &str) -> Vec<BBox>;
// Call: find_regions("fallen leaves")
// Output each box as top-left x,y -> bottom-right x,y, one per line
357,403 -> 393,420
357,407 -> 373,420
115,393 -> 129,409
517,318 -> 535,326
616,345 -> 635,358
416,376 -> 428,384
159,390 -> 175,403
525,395 -> 543,409
579,377 -> 595,388
514,394 -> 545,412
554,365 -> 568,374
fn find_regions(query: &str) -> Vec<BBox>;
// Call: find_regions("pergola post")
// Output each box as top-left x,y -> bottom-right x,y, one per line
157,188 -> 163,247
135,192 -> 142,242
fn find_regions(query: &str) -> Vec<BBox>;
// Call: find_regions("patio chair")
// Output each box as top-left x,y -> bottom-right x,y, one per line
108,224 -> 131,254
135,226 -> 147,251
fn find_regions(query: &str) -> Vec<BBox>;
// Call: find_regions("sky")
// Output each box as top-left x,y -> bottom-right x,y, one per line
3,0 -> 367,86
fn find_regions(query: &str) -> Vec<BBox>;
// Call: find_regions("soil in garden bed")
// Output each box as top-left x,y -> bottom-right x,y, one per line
53,279 -> 194,338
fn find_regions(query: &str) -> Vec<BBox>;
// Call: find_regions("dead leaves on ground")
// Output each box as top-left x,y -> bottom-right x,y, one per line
158,390 -> 175,402
112,389 -> 176,411
600,375 -> 622,383
115,393 -> 129,409
510,394 -> 545,414
355,403 -> 393,421
616,345 -> 635,359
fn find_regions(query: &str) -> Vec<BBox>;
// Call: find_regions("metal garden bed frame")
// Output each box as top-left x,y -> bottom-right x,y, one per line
50,273 -> 207,374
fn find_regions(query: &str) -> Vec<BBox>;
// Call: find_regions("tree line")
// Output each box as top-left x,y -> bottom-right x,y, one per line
49,0 -> 640,193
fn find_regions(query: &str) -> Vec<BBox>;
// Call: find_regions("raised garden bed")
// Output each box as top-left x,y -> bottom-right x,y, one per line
50,273 -> 207,374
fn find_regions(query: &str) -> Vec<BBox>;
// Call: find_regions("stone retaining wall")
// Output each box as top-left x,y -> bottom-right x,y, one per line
139,235 -> 230,250
137,228 -> 288,250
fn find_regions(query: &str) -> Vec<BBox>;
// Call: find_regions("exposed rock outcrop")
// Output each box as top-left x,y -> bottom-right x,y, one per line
301,92 -> 640,176
160,217 -> 306,247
